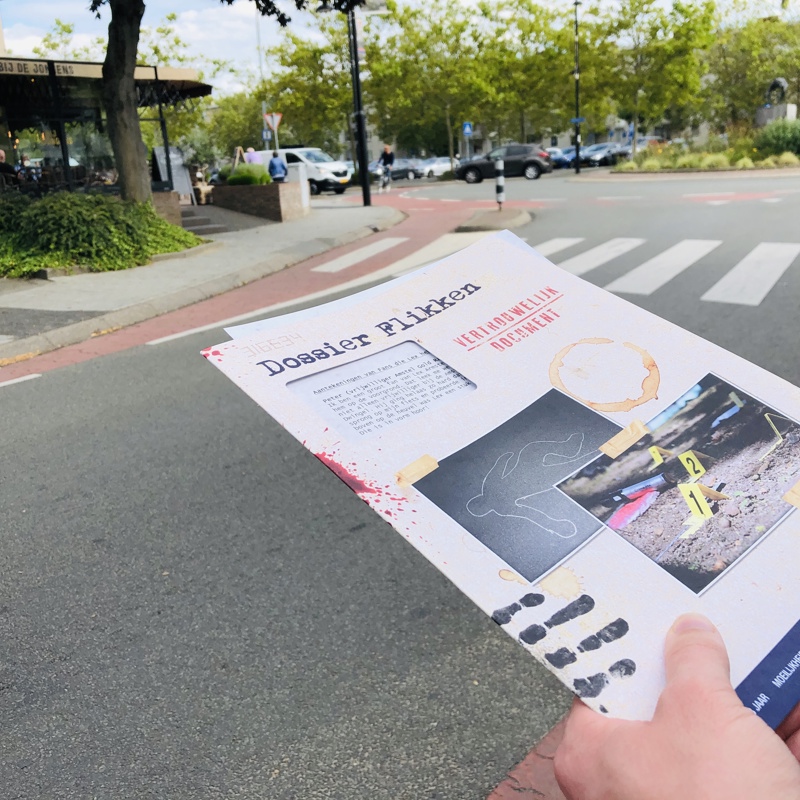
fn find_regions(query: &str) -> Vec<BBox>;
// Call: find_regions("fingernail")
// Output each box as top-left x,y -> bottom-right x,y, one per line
671,613 -> 717,634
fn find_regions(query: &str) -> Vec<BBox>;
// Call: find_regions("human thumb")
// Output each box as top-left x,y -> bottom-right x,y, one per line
663,613 -> 732,691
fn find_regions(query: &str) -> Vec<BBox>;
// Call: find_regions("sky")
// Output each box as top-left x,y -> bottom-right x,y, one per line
0,0 -> 322,94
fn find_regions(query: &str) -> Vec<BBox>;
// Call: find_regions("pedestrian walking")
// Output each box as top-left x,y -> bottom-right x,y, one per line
268,151 -> 288,183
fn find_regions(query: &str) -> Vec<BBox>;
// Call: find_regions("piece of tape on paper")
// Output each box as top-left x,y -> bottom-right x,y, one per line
599,420 -> 650,459
783,479 -> 800,509
396,454 -> 439,486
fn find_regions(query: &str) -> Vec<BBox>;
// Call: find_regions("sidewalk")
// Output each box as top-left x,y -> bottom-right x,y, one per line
0,200 -> 404,364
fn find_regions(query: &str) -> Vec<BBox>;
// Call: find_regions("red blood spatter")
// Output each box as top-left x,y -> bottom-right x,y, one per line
315,451 -> 379,495
314,451 -> 409,511
201,348 -> 224,360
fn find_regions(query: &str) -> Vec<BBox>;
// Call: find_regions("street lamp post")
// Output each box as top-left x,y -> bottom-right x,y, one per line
318,2 -> 371,206
346,5 -> 371,206
573,0 -> 581,175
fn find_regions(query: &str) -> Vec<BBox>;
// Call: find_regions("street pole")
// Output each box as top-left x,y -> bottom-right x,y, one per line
348,7 -> 371,207
573,0 -> 581,175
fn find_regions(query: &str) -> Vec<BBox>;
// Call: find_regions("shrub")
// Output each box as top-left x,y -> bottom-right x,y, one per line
676,153 -> 703,169
227,163 -> 271,185
754,118 -> 800,157
756,156 -> 778,168
218,163 -> 233,181
616,160 -> 638,172
0,192 -> 201,278
700,153 -> 730,170
641,158 -> 662,171
777,150 -> 800,167
735,157 -> 755,169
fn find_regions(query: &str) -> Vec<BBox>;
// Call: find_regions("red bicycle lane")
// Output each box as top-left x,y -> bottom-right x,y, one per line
0,192 -> 522,384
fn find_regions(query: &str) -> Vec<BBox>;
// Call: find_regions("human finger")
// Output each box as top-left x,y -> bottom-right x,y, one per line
663,613 -> 731,691
777,702 -> 800,742
555,698 -> 620,799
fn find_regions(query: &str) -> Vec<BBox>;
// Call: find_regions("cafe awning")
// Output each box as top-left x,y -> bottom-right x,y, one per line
0,57 -> 212,132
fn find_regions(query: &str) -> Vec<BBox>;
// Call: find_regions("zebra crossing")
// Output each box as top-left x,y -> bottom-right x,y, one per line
533,236 -> 800,306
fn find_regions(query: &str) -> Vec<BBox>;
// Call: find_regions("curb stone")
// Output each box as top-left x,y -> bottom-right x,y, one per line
455,208 -> 532,232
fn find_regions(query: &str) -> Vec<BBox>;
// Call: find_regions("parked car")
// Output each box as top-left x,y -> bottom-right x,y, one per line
560,146 -> 577,167
546,147 -> 571,169
420,156 -> 458,177
455,144 -> 553,183
390,157 -> 425,180
255,146 -> 352,194
579,142 -> 620,167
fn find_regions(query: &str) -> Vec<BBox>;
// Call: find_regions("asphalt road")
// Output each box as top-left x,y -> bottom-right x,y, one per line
408,168 -> 800,385
4,168 -> 800,799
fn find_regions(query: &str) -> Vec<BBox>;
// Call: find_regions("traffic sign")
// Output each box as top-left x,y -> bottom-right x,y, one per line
264,112 -> 283,131
570,116 -> 586,124
462,122 -> 473,137
262,129 -> 272,141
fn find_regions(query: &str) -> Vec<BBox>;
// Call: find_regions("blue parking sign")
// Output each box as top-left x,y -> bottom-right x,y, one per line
462,122 -> 473,137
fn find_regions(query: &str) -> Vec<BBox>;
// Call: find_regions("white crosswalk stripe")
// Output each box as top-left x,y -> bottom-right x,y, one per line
311,237 -> 408,273
701,243 -> 800,306
556,238 -> 646,276
604,239 -> 722,295
531,237 -> 585,257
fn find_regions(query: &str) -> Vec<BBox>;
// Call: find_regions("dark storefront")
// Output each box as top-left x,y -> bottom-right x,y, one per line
0,57 -> 211,193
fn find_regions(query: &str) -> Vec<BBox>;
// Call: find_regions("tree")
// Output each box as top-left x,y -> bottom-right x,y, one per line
607,0 -> 715,150
705,15 -> 800,129
366,0 -> 488,160
89,0 -> 364,202
475,0 -> 600,144
262,16 -> 355,156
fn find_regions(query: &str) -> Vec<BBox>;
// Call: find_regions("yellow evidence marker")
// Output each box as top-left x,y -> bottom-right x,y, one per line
649,446 -> 673,466
678,450 -> 706,479
679,483 -> 714,518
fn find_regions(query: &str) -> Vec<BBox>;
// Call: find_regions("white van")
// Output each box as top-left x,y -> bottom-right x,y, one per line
255,147 -> 352,195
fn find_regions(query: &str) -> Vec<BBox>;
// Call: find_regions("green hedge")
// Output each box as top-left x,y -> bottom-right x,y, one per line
0,192 -> 201,278
226,163 -> 271,185
754,119 -> 800,157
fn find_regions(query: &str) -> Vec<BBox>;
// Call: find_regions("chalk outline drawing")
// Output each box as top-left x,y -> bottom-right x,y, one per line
466,432 -> 589,538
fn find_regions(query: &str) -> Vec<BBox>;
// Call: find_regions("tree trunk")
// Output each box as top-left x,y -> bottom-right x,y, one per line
103,0 -> 151,203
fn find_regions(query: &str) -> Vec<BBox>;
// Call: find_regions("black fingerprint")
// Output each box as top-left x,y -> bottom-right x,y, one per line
520,593 -> 545,608
545,595 -> 595,628
573,672 -> 609,698
491,593 -> 545,625
577,618 -> 630,653
492,603 -> 521,626
519,624 -> 547,645
609,659 -> 637,679
545,647 -> 577,669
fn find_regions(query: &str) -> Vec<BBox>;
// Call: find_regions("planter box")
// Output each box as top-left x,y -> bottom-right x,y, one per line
211,182 -> 309,222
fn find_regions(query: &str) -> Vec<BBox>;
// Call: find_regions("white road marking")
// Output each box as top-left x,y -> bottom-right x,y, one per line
534,197 -> 567,203
684,191 -> 735,198
385,232 -> 495,275
605,239 -> 722,295
0,373 -> 41,389
702,242 -> 800,306
0,335 -> 15,345
707,200 -> 730,206
762,197 -> 783,203
147,233 -> 493,345
556,238 -> 646,276
440,198 -> 462,202
531,238 -> 585,257
311,237 -> 408,273
597,195 -> 643,201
